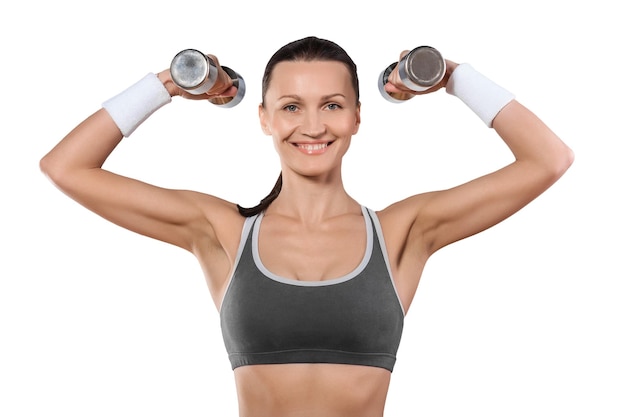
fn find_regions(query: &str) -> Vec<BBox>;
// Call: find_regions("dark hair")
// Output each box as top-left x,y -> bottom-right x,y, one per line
237,36 -> 360,217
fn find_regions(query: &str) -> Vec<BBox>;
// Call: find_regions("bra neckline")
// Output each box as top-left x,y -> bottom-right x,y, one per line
251,206 -> 374,287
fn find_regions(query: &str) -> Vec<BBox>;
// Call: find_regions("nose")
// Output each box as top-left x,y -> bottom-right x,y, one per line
301,110 -> 326,138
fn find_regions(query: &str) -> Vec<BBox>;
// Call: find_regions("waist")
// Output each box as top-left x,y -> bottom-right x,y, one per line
233,363 -> 390,417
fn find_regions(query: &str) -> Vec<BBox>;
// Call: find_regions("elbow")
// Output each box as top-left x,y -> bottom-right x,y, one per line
39,153 -> 59,184
39,153 -> 52,176
39,153 -> 55,182
543,142 -> 575,185
555,143 -> 575,178
39,152 -> 71,190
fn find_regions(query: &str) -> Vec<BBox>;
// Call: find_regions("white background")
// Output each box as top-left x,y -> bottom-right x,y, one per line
1,1 -> 624,416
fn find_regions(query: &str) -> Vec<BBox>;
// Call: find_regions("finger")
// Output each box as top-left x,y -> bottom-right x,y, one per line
206,54 -> 221,67
213,85 -> 238,98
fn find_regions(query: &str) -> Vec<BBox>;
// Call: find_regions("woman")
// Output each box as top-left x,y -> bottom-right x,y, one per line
40,36 -> 573,417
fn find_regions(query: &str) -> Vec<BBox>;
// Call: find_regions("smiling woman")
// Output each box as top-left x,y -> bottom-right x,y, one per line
39,36 -> 573,417
243,38 -> 362,217
259,60 -> 360,184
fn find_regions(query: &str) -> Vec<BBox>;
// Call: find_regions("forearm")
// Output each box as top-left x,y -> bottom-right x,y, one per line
40,109 -> 125,182
41,73 -> 172,183
444,63 -> 573,178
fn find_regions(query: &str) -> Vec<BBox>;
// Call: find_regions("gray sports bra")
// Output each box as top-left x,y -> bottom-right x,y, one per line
219,206 -> 405,372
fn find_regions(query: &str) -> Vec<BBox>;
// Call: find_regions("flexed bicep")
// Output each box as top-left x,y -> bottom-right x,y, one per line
420,101 -> 573,254
40,107 -> 231,252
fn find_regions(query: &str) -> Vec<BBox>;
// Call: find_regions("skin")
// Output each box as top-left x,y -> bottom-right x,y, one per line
40,51 -> 574,416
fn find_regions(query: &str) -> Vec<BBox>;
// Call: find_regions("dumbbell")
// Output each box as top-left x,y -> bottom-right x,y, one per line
378,46 -> 446,103
170,49 -> 246,108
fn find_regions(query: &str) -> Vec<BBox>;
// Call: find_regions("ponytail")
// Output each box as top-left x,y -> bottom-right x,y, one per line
237,173 -> 282,217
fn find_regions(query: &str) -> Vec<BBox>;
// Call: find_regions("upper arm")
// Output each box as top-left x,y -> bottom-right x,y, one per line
385,100 -> 574,259
419,160 -> 554,254
46,166 -> 239,253
40,108 -> 243,254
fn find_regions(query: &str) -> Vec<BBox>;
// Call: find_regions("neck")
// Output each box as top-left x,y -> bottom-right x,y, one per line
267,171 -> 359,222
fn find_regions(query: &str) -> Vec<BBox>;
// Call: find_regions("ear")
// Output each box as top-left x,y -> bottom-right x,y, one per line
352,102 -> 361,135
258,104 -> 271,136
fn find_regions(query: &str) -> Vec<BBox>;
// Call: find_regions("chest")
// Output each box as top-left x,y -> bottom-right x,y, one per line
257,217 -> 367,282
219,210 -> 405,371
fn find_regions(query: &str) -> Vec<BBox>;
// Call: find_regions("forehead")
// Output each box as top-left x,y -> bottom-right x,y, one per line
266,60 -> 354,99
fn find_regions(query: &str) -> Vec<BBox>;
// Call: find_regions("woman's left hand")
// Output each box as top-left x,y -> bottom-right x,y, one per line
384,50 -> 458,97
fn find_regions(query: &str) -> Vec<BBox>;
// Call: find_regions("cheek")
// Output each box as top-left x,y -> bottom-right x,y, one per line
334,116 -> 359,135
269,116 -> 298,136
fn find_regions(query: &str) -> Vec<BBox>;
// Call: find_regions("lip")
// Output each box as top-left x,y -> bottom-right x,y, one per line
291,141 -> 334,155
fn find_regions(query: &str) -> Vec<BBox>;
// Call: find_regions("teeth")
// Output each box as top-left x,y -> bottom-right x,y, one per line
297,143 -> 328,152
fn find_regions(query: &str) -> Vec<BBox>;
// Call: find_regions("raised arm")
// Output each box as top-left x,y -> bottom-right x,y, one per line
380,57 -> 574,260
39,62 -> 242,255
419,98 -> 573,254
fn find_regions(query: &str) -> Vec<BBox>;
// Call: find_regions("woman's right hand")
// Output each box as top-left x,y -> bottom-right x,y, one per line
157,54 -> 238,101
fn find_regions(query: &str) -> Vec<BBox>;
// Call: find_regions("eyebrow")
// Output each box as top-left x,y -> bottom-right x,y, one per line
277,93 -> 347,101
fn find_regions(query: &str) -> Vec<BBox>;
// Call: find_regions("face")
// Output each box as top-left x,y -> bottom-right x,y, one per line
259,60 -> 361,179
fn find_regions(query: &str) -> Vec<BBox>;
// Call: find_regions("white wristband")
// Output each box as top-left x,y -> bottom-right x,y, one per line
102,73 -> 172,137
446,64 -> 515,127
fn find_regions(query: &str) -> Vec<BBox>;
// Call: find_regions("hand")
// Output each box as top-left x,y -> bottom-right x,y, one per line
157,54 -> 238,101
384,50 -> 459,97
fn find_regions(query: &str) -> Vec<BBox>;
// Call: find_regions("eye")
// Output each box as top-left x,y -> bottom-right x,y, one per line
284,104 -> 298,112
326,103 -> 341,110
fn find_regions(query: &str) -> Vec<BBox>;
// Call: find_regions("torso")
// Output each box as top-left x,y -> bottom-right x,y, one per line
203,204 -> 424,416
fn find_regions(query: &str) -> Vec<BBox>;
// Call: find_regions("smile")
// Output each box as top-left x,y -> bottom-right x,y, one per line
293,142 -> 333,154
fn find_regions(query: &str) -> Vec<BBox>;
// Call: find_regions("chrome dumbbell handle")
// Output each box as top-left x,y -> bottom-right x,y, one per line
170,49 -> 246,108
378,46 -> 446,103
